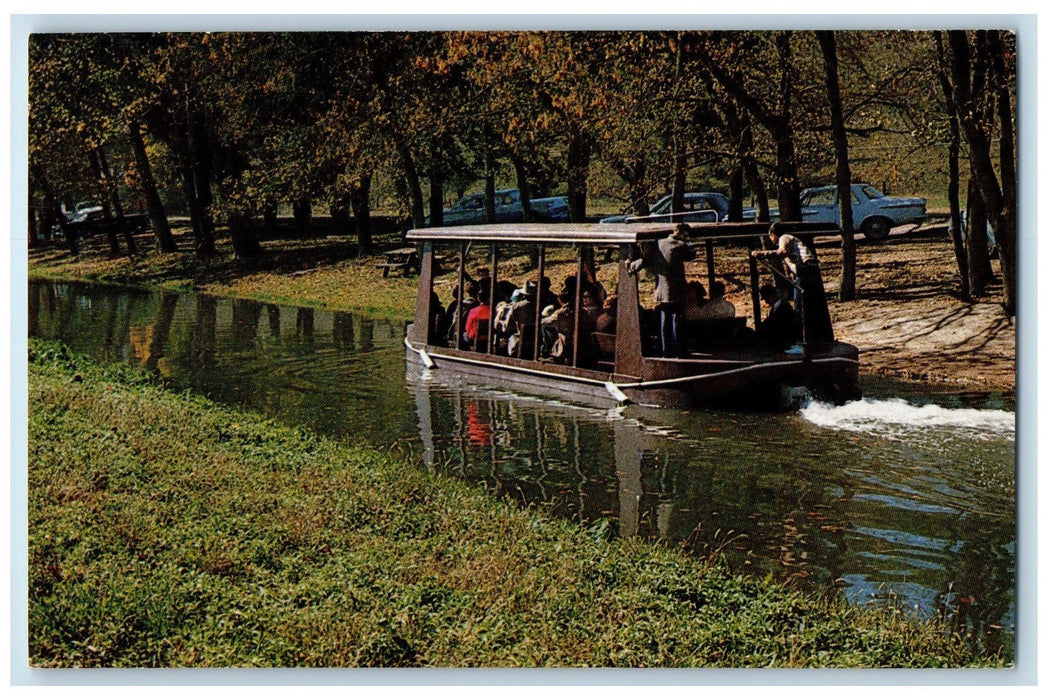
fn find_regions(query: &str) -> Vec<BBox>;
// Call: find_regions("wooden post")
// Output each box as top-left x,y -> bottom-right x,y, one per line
749,251 -> 762,326
534,244 -> 545,361
486,244 -> 497,355
705,239 -> 715,291
572,247 -> 584,367
410,241 -> 433,344
455,241 -> 465,347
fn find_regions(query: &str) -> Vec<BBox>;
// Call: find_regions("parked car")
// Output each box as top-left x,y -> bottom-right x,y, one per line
799,183 -> 926,242
430,189 -> 569,226
601,192 -> 730,224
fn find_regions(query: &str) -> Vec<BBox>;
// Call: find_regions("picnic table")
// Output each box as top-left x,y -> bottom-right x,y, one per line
375,247 -> 421,277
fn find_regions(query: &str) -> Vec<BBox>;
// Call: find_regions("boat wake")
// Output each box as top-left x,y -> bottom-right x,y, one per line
800,397 -> 1015,441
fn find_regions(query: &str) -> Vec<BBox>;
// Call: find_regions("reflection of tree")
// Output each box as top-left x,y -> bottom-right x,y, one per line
231,298 -> 262,347
28,284 -> 40,337
144,291 -> 179,373
295,308 -> 314,350
193,295 -> 218,380
332,312 -> 355,352
938,517 -> 1015,656
358,318 -> 374,353
267,304 -> 281,339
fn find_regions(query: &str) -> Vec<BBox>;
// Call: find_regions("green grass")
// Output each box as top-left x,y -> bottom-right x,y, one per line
27,340 -> 1006,668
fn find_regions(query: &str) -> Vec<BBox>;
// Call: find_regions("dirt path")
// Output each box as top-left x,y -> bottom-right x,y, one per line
819,231 -> 1015,392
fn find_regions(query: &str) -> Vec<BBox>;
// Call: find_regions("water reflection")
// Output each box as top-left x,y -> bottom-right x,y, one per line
28,280 -> 1016,656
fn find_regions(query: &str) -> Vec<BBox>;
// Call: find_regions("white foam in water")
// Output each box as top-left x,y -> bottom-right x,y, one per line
800,398 -> 1015,441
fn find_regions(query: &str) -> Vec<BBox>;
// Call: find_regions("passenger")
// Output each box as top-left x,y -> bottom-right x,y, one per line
703,280 -> 736,320
540,289 -> 576,362
581,260 -> 607,305
447,282 -> 480,347
683,281 -> 708,324
491,280 -> 519,354
751,223 -> 833,344
581,288 -> 601,319
508,281 -> 539,358
754,283 -> 797,351
595,295 -> 617,334
538,275 -> 555,312
628,223 -> 696,358
464,279 -> 491,349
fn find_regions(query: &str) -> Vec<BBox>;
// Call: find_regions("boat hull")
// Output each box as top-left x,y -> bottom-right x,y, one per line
405,334 -> 860,410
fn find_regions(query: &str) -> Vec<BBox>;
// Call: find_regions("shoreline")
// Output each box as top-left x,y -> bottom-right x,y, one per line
26,223 -> 1016,395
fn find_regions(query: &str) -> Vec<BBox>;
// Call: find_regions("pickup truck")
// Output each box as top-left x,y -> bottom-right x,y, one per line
799,184 -> 926,242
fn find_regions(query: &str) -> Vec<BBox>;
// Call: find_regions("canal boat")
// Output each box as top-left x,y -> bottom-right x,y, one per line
403,221 -> 860,409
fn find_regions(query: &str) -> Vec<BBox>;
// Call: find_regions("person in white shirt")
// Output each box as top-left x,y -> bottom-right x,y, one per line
751,223 -> 834,345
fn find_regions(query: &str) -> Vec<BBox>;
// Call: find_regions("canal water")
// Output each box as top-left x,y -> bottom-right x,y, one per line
28,281 -> 1017,655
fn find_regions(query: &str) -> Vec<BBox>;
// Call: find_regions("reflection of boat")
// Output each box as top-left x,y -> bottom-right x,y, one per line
403,222 -> 860,409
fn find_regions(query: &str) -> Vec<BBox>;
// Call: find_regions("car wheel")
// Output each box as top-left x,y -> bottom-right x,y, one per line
862,217 -> 892,243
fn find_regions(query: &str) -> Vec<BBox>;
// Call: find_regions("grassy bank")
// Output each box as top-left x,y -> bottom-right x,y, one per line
27,224 -> 420,320
27,340 -> 1002,668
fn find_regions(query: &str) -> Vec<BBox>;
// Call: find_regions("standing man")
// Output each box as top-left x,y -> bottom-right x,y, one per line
751,222 -> 834,345
629,224 -> 696,357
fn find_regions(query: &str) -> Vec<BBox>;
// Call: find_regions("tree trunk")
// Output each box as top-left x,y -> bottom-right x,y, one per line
28,201 -> 38,249
428,163 -> 444,227
966,179 -> 992,297
948,30 -> 1016,315
87,149 -> 121,257
228,210 -> 262,259
934,31 -> 970,301
97,147 -> 138,256
816,30 -> 856,301
484,154 -> 497,224
987,29 -> 1017,316
293,197 -> 313,238
180,111 -> 216,259
351,173 -> 373,253
671,150 -> 687,219
262,200 -> 280,238
566,133 -> 591,223
512,155 -> 533,222
178,157 -> 208,258
331,189 -> 352,236
396,139 -> 426,229
129,119 -> 177,252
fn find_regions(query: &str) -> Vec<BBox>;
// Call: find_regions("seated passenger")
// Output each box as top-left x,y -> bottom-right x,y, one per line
464,280 -> 492,349
683,281 -> 708,324
700,280 -> 736,320
754,284 -> 797,350
447,282 -> 480,347
507,281 -> 539,358
595,295 -> 617,334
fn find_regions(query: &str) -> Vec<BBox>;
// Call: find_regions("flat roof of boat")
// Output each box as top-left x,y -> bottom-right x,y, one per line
405,221 -> 839,244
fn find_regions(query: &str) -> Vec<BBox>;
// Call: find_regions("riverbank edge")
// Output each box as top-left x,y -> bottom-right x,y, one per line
26,339 -> 1004,668
26,232 -> 1015,393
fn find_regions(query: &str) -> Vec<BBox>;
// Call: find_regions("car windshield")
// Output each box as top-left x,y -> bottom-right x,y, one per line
860,185 -> 886,199
641,195 -> 669,215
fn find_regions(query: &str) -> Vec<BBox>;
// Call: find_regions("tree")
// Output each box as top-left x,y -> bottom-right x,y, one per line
816,30 -> 857,301
946,30 -> 1016,315
700,31 -> 807,221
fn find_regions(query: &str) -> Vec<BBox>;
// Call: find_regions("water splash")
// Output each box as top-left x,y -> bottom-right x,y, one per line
800,397 -> 1015,441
